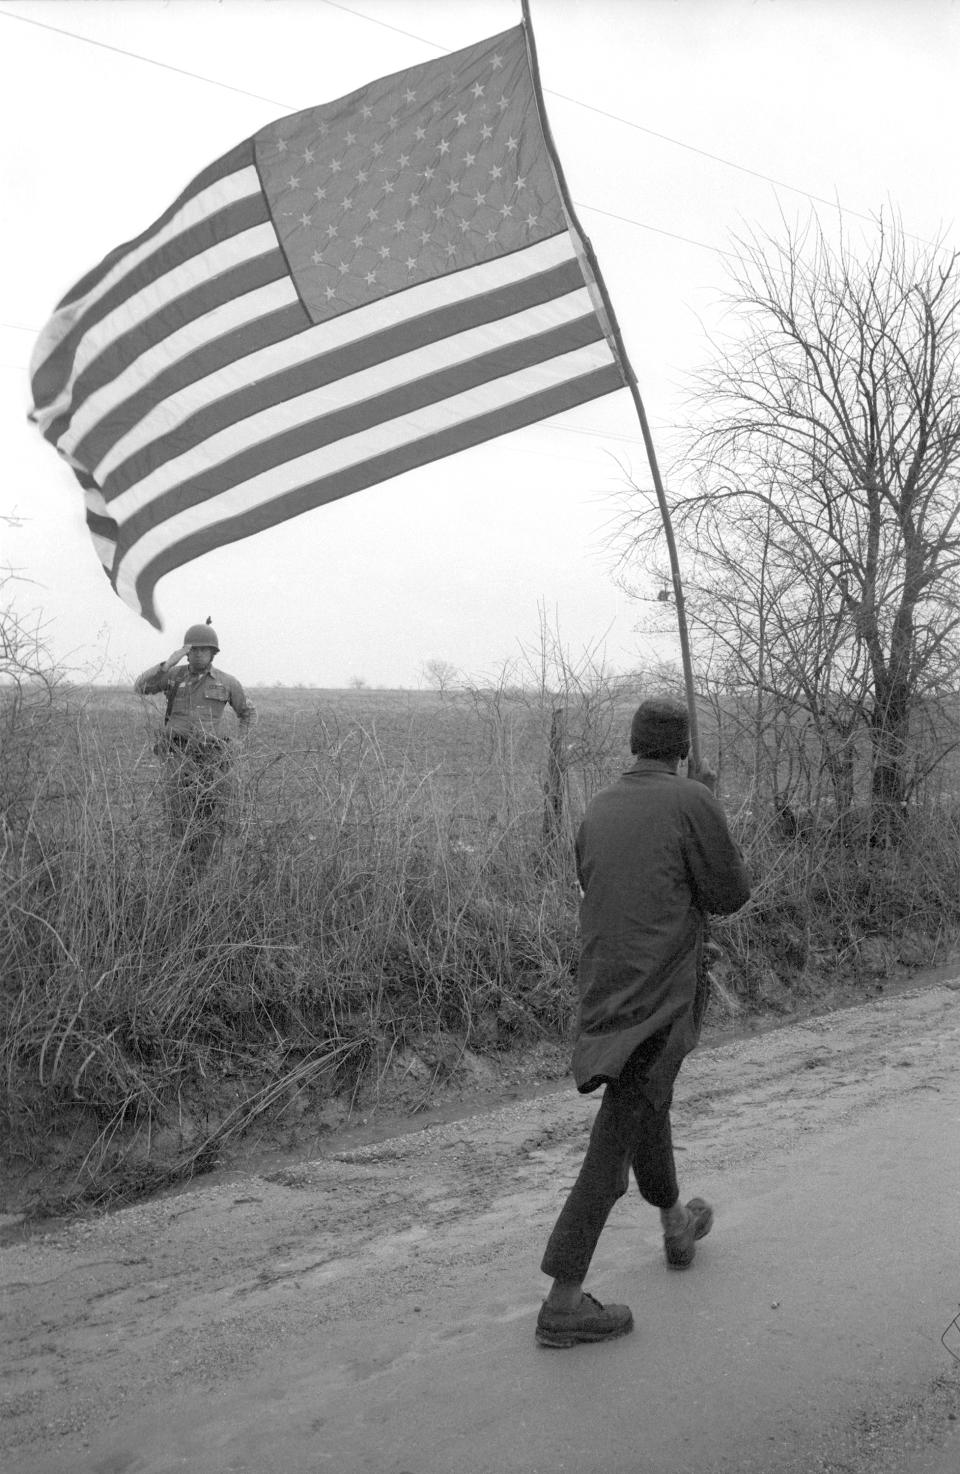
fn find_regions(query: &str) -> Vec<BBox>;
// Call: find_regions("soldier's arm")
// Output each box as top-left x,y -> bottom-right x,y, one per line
134,647 -> 189,695
135,664 -> 170,696
226,677 -> 256,735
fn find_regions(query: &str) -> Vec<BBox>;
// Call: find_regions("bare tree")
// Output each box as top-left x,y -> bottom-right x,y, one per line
0,573 -> 65,837
626,213 -> 960,832
421,658 -> 459,698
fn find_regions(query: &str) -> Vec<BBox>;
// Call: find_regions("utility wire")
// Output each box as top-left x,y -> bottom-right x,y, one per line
0,6 -> 290,110
578,203 -> 735,258
0,2 -> 939,410
543,86 -> 883,233
318,0 -> 444,51
0,6 -> 732,265
318,0 -> 888,233
0,2 -> 890,243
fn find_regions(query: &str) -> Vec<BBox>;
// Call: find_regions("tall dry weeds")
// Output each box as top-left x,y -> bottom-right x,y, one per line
3,683 -> 960,1211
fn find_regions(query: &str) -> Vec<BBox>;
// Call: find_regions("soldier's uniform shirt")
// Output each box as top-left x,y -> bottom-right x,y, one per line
135,663 -> 255,741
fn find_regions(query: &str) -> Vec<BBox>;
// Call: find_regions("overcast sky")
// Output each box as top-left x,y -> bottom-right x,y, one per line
2,0 -> 958,688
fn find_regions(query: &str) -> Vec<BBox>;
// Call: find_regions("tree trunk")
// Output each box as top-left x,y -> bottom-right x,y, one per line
542,706 -> 566,849
869,681 -> 910,843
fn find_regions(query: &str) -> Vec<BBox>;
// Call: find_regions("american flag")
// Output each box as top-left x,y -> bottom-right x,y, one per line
30,24 -> 628,628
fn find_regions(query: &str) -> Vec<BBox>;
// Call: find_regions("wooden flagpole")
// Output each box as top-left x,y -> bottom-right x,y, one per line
520,0 -> 702,768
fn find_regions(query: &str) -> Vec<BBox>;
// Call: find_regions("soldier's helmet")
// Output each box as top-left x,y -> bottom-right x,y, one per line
183,622 -> 219,651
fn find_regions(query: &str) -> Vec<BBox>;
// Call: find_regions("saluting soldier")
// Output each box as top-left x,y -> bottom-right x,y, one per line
135,620 -> 255,865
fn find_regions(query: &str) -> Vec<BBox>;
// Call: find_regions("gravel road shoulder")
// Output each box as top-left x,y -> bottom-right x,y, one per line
3,978 -> 960,1473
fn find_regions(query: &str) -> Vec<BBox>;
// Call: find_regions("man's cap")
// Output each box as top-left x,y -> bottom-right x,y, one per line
630,698 -> 690,757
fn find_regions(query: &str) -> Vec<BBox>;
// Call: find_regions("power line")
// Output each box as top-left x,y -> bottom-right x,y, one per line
318,0 -> 887,234
0,6 -> 291,110
0,6 -> 895,366
3,3 -> 936,353
575,203 -> 732,258
0,6 -> 744,271
1,4 -> 944,365
550,423 -> 652,447
543,87 -> 883,232
0,0 -> 894,241
318,0 -> 445,52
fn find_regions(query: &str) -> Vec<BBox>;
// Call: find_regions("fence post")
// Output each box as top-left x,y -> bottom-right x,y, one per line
543,705 -> 566,849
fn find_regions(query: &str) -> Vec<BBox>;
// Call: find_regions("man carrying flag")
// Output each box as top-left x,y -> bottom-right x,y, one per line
536,699 -> 750,1347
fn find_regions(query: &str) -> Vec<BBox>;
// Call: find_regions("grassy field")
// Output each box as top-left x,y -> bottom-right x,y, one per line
3,679 -> 960,1214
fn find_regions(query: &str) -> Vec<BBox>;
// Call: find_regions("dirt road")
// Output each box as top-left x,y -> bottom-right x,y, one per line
4,981 -> 960,1474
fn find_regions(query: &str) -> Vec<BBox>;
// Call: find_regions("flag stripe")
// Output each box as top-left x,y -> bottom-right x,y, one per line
98,259 -> 588,500
74,300 -> 306,476
33,157 -> 262,415
54,232 -> 580,470
88,531 -> 119,574
33,191 -> 269,409
68,167 -> 264,326
56,142 -> 257,311
117,308 -> 605,540
130,361 -> 623,624
66,232 -> 579,465
50,284 -> 305,454
75,220 -> 280,384
86,509 -> 118,542
43,240 -> 288,445
120,341 -> 616,580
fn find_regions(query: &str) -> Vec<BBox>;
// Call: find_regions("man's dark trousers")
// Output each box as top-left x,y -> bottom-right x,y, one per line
540,1028 -> 681,1284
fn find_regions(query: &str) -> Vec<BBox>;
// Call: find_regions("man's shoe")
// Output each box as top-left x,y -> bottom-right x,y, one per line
535,1291 -> 634,1348
663,1197 -> 714,1269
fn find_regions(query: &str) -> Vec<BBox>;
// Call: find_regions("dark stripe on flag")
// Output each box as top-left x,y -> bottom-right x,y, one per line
85,508 -> 119,542
119,313 -> 606,546
132,362 -> 625,627
32,195 -> 271,410
99,255 -> 585,497
43,252 -> 291,448
74,302 -> 310,474
56,141 -> 256,310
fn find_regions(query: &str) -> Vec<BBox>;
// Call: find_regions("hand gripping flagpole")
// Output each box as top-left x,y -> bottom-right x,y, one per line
520,0 -> 702,769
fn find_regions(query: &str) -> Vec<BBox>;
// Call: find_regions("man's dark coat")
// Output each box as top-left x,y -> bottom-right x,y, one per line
572,759 -> 751,1105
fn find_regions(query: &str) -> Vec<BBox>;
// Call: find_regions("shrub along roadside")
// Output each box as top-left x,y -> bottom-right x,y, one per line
3,714 -> 960,1217
1,727 -> 582,1214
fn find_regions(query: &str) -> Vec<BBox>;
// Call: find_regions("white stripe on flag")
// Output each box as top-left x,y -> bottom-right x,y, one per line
31,167 -> 263,378
107,287 -> 597,520
88,531 -> 117,570
53,278 -> 300,452
84,486 -> 111,517
86,233 -> 580,475
39,223 -> 281,428
84,486 -> 115,570
115,338 -> 616,603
